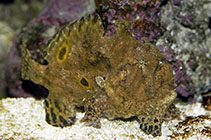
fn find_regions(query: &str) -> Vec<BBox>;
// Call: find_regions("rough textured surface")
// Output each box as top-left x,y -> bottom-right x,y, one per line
0,98 -> 210,140
4,0 -> 96,98
95,0 -> 163,41
159,0 -> 211,99
95,0 -> 211,101
21,14 -> 176,137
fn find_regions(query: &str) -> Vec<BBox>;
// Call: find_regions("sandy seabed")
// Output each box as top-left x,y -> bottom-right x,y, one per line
0,98 -> 210,140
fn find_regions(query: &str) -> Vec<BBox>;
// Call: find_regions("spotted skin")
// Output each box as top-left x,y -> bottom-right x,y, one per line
21,14 -> 177,137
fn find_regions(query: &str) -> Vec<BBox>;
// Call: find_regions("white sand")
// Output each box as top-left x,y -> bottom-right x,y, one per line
0,98 -> 210,140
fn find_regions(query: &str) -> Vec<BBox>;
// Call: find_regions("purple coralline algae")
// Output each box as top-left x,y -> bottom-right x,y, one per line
159,0 -> 211,101
5,0 -> 96,98
95,0 -> 163,41
156,39 -> 195,100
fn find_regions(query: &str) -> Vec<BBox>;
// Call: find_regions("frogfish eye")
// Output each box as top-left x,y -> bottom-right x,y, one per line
80,77 -> 89,87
